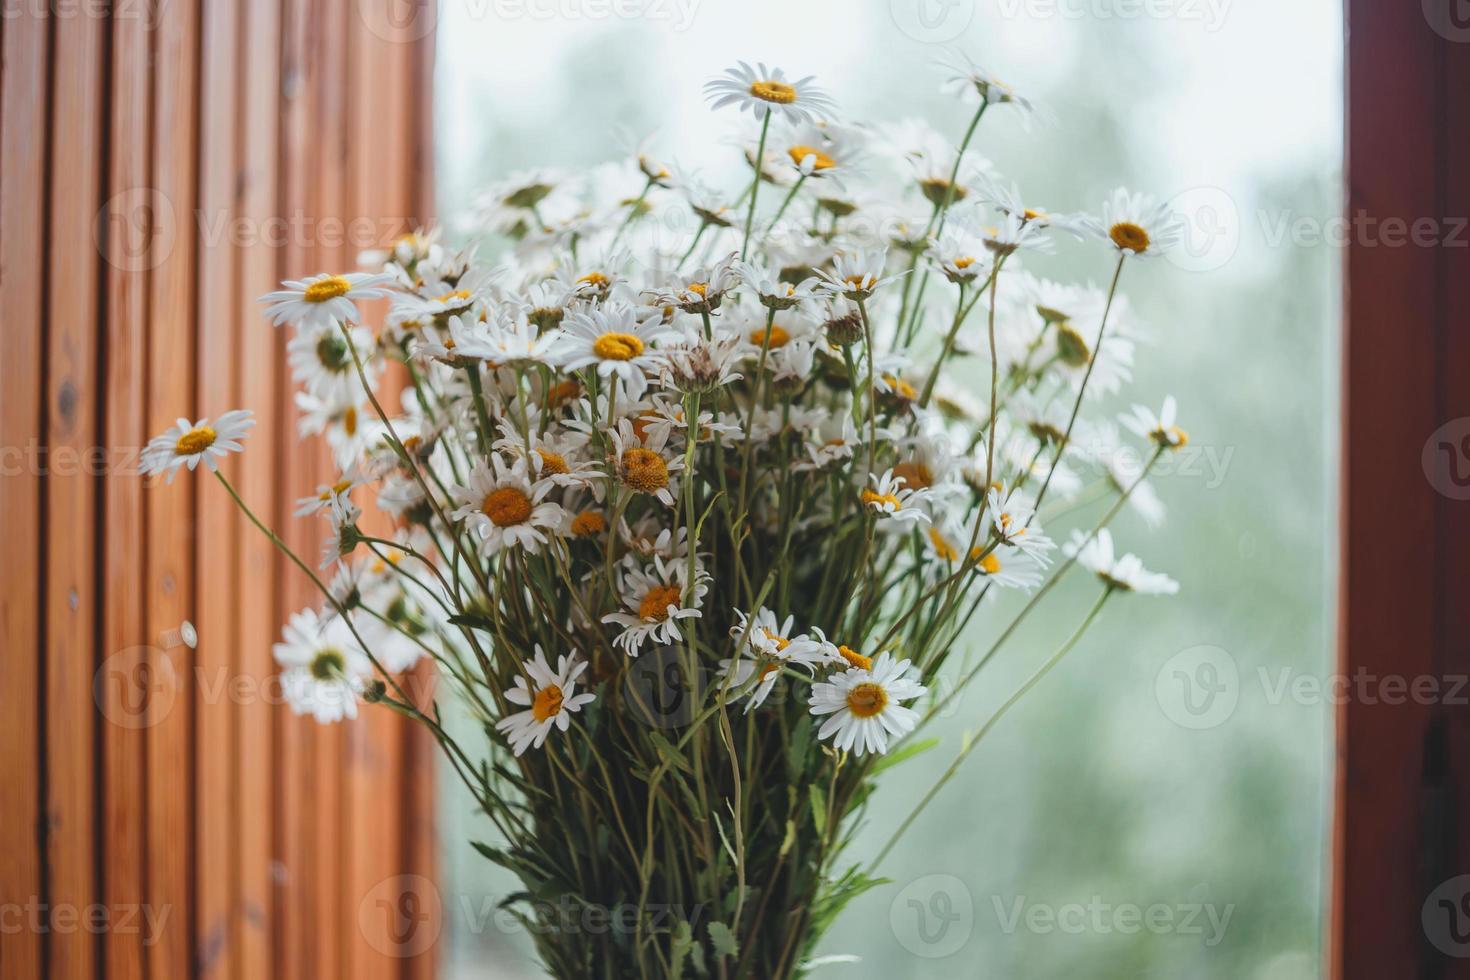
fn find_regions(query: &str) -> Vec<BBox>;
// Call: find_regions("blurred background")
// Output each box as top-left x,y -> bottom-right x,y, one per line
434,0 -> 1342,976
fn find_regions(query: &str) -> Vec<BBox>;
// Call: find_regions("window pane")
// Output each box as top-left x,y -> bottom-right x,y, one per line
435,2 -> 1341,976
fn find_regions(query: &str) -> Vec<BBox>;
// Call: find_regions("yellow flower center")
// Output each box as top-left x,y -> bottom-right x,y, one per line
952,256 -> 977,269
318,478 -> 354,501
1109,221 -> 1151,253
309,647 -> 347,681
304,275 -> 352,303
570,511 -> 605,536
639,583 -> 683,622
1023,207 -> 1047,222
578,271 -> 611,288
837,645 -> 872,671
883,375 -> 917,401
846,681 -> 888,718
749,80 -> 797,104
760,628 -> 791,653
928,528 -> 959,562
749,325 -> 791,349
977,552 -> 1001,575
891,461 -> 933,490
532,684 -> 564,723
342,406 -> 358,437
592,332 -> 645,361
860,489 -> 901,510
1162,426 -> 1189,447
435,289 -> 471,304
621,448 -> 669,494
174,425 -> 217,456
536,449 -> 569,475
481,486 -> 532,527
686,281 -> 709,297
787,145 -> 835,170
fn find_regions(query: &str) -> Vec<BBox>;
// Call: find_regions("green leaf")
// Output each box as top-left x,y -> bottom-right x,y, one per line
869,737 -> 940,775
809,783 -> 829,832
447,611 -> 494,631
669,920 -> 694,977
646,731 -> 694,775
707,921 -> 739,959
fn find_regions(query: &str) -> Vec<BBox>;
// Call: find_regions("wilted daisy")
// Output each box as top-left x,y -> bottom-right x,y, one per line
861,470 -> 932,524
555,303 -> 674,400
1083,188 -> 1185,259
602,555 -> 708,656
704,62 -> 836,124
1067,528 -> 1179,595
494,647 -> 596,756
262,272 -> 392,330
140,410 -> 255,482
273,607 -> 372,724
720,608 -> 825,712
808,652 -> 927,756
1122,395 -> 1188,449
450,455 -> 566,556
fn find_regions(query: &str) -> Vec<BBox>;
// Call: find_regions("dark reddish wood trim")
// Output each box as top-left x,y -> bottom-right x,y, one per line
1338,2 -> 1470,977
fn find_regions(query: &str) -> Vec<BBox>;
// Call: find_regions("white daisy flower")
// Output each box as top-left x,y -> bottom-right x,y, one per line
494,647 -> 597,756
704,62 -> 837,124
140,410 -> 255,482
293,466 -> 369,517
602,555 -> 709,657
318,497 -> 362,569
449,455 -> 566,556
1121,395 -> 1189,450
985,486 -> 1055,563
1082,188 -> 1186,259
733,258 -> 821,312
814,248 -> 903,301
928,228 -> 992,285
607,418 -> 683,506
1067,528 -> 1179,595
861,469 -> 932,525
937,50 -> 1035,114
295,392 -> 379,470
808,652 -> 927,756
287,323 -> 379,402
261,272 -> 393,330
273,606 -> 372,724
554,303 -> 674,400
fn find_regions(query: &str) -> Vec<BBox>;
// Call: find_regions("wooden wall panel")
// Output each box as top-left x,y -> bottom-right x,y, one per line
1337,2 -> 1470,978
0,2 -> 436,978
0,9 -> 49,980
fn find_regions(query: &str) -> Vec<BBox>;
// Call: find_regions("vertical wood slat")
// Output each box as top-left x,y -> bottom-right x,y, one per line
194,0 -> 244,974
144,2 -> 201,978
0,4 -> 435,979
0,9 -> 49,980
236,0 -> 284,976
100,4 -> 153,979
44,6 -> 107,977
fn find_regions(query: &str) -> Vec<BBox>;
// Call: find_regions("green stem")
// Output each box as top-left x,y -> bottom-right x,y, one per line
740,112 -> 772,260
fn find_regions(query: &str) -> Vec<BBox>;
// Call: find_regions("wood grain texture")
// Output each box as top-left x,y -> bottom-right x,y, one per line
0,2 -> 436,978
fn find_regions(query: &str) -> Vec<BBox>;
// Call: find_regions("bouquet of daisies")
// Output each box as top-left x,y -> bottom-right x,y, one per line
142,53 -> 1191,978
